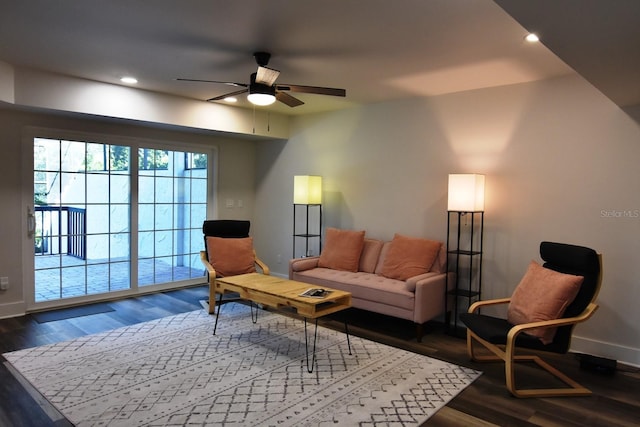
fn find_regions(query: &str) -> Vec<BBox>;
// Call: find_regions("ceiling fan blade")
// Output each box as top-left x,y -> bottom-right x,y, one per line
255,66 -> 280,86
276,91 -> 305,107
276,84 -> 346,97
206,88 -> 248,102
176,78 -> 247,88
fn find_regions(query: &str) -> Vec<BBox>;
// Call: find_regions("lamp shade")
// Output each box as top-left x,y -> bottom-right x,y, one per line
294,175 -> 322,204
448,174 -> 485,212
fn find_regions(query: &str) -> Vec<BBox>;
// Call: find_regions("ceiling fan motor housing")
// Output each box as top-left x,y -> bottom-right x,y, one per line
249,72 -> 276,96
254,51 -> 271,67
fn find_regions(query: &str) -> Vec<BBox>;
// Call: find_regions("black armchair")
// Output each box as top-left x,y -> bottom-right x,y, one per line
460,241 -> 603,398
200,220 -> 269,314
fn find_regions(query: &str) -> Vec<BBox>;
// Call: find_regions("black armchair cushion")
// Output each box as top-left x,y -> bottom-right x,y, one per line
459,312 -> 570,353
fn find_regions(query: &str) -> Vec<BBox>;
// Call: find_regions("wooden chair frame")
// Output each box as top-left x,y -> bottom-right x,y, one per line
200,250 -> 270,314
466,254 -> 602,398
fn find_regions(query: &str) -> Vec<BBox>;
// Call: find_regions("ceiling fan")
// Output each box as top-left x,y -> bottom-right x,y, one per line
177,52 -> 346,107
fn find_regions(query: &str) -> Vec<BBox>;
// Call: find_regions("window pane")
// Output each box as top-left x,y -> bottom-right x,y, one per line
86,143 -> 106,171
61,172 -> 85,204
154,230 -> 173,257
87,174 -> 109,203
110,205 -> 130,234
138,231 -> 155,258
87,205 -> 109,234
139,176 -> 155,203
61,140 -> 86,172
191,179 -> 207,202
155,204 -> 173,230
110,175 -> 130,203
86,234 -> 109,263
109,145 -> 130,171
110,232 -> 130,260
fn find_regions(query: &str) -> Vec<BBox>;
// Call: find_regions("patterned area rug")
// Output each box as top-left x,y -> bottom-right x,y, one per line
4,303 -> 480,426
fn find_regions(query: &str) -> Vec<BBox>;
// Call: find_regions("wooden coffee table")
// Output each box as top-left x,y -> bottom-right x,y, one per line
212,273 -> 352,372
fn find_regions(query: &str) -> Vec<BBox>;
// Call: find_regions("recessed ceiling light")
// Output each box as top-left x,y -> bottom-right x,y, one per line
120,76 -> 138,84
224,97 -> 238,103
525,33 -> 539,43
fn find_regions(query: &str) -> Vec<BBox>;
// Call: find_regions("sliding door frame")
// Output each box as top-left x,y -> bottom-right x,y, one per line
22,127 -> 217,312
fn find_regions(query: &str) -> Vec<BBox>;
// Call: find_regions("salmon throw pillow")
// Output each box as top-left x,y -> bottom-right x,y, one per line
380,234 -> 441,281
206,236 -> 256,277
507,260 -> 583,344
318,228 -> 365,272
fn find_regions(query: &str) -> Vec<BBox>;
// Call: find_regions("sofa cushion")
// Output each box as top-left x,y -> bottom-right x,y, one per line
205,236 -> 256,277
507,260 -> 584,344
374,241 -> 392,275
318,228 -> 365,272
359,238 -> 384,273
293,268 -> 415,311
380,234 -> 441,281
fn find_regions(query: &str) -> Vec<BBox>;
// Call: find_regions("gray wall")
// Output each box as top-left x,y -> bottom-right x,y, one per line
252,75 -> 640,366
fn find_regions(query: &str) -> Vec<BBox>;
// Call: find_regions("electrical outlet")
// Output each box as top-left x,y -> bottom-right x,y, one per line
0,277 -> 8,291
277,254 -> 282,264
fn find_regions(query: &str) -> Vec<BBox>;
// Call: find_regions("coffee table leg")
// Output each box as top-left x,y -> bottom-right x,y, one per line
213,292 -> 224,335
304,318 -> 352,373
304,318 -> 319,373
249,302 -> 258,324
344,321 -> 352,355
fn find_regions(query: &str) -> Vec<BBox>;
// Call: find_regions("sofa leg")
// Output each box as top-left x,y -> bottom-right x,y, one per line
416,323 -> 424,342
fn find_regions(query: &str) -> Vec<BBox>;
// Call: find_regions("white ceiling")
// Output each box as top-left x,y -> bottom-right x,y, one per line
0,1 -> 637,115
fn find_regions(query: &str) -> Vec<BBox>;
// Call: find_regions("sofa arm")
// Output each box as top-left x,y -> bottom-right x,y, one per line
412,272 -> 448,324
288,256 -> 320,278
405,272 -> 440,292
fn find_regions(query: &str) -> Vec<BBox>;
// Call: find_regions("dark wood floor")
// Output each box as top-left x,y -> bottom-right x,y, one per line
0,285 -> 638,427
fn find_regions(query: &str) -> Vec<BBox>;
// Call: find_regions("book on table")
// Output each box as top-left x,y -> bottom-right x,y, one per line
300,288 -> 332,298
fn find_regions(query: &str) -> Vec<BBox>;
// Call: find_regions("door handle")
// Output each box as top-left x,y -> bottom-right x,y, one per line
27,206 -> 35,238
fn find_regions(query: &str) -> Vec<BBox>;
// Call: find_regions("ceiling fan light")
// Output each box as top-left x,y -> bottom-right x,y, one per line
248,82 -> 276,106
247,93 -> 276,106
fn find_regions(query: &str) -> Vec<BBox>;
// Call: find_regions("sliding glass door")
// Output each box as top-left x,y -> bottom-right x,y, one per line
32,135 -> 210,305
137,149 -> 207,286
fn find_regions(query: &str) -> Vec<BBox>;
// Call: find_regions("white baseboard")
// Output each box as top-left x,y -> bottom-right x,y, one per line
571,335 -> 640,368
0,301 -> 26,320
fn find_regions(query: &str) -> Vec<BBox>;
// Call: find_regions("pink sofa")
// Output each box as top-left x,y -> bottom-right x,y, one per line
289,237 -> 450,341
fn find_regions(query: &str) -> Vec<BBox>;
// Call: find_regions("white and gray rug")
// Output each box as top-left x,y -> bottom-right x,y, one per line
4,303 -> 480,426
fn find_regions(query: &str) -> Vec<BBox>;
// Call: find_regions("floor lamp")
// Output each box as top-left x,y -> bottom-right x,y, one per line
293,175 -> 322,258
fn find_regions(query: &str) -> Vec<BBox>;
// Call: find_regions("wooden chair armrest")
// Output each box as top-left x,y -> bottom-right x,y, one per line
200,250 -> 217,279
468,297 -> 511,314
508,303 -> 599,341
254,252 -> 270,275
